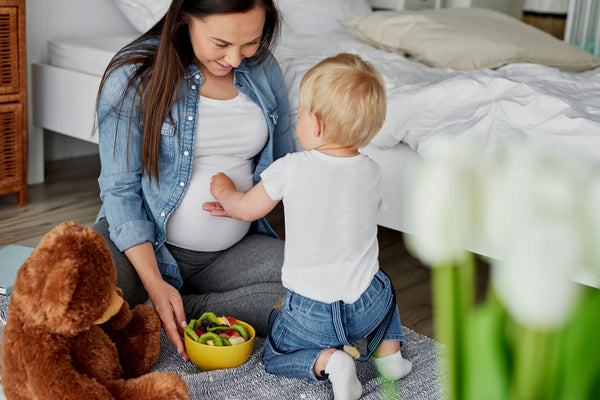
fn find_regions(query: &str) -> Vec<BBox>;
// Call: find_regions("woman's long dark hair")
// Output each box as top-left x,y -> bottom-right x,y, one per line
96,0 -> 280,183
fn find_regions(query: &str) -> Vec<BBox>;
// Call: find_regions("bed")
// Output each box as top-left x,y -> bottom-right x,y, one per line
276,1 -> 600,270
31,0 -> 600,286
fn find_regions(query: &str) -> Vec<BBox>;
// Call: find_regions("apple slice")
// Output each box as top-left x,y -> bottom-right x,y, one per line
228,335 -> 246,345
228,331 -> 245,345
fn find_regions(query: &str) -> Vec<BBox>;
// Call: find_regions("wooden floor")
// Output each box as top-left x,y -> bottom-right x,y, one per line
0,154 -> 490,339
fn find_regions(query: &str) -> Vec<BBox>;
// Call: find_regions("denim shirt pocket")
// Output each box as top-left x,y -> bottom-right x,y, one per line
159,120 -> 177,163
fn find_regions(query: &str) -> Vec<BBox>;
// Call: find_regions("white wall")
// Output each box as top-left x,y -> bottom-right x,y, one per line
369,0 -> 524,17
26,0 -> 137,183
445,0 -> 524,19
523,0 -> 569,13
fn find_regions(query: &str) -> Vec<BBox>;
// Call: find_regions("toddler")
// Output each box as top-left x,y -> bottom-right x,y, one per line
205,53 -> 412,400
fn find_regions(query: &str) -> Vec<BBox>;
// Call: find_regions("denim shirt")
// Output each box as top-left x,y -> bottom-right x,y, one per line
96,52 -> 294,289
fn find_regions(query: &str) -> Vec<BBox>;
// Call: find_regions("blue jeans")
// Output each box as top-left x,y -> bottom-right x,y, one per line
262,270 -> 405,380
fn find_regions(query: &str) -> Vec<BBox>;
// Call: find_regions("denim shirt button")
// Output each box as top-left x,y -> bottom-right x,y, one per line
179,181 -> 185,187
183,150 -> 190,156
187,115 -> 194,121
154,241 -> 159,246
191,85 -> 197,90
160,211 -> 166,217
237,82 -> 243,87
195,74 -> 200,80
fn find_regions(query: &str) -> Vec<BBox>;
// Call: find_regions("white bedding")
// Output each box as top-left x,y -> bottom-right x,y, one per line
48,35 -> 136,76
48,29 -> 600,164
275,29 -> 600,161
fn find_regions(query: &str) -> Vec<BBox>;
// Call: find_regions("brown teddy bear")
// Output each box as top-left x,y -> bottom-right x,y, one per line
1,222 -> 190,399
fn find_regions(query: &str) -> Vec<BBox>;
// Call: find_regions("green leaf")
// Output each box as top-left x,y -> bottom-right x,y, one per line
559,288 -> 600,399
432,264 -> 461,400
463,298 -> 509,400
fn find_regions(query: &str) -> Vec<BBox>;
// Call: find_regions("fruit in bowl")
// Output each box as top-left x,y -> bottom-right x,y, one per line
184,312 -> 255,371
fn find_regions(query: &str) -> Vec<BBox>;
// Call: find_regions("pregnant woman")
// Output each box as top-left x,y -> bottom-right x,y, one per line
93,0 -> 294,361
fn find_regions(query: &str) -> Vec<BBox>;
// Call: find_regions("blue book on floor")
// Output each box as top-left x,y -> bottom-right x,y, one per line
0,245 -> 34,296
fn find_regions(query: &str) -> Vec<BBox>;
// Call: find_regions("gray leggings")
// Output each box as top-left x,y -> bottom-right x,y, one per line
93,218 -> 286,337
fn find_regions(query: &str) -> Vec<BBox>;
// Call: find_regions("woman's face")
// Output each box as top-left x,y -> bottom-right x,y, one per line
186,7 -> 266,78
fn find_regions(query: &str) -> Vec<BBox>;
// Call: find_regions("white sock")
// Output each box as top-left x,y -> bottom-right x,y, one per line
373,350 -> 413,380
324,350 -> 363,400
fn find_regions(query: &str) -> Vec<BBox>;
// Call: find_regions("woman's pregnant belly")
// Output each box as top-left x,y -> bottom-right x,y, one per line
166,156 -> 254,252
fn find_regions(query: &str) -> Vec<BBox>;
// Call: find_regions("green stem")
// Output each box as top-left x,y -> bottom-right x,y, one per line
458,253 -> 475,312
433,263 -> 460,400
512,326 -> 549,400
457,253 -> 475,399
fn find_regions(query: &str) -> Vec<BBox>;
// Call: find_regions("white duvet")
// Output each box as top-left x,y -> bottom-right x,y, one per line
276,29 -> 600,160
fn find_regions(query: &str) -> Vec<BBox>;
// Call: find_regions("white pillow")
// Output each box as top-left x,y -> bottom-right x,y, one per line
340,7 -> 600,71
112,0 -> 170,33
277,0 -> 372,35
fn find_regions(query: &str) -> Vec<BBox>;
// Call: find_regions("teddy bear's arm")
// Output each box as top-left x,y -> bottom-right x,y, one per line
101,297 -> 133,331
102,303 -> 162,378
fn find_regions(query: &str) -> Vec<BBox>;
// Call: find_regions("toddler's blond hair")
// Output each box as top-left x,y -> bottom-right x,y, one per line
299,53 -> 386,149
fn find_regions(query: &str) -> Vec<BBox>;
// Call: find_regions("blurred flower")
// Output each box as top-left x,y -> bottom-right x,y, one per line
485,136 -> 588,327
406,134 -> 489,266
403,132 -> 600,400
491,222 -> 582,328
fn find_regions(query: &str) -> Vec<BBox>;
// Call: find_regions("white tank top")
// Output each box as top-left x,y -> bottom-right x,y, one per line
166,92 -> 268,251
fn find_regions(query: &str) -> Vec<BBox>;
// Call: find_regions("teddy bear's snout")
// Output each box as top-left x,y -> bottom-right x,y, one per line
94,287 -> 124,325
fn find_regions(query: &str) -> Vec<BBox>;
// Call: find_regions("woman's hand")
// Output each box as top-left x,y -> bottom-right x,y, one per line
146,280 -> 189,362
124,242 -> 188,361
210,172 -> 235,199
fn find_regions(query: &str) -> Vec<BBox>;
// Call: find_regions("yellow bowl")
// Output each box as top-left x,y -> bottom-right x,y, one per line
184,320 -> 255,371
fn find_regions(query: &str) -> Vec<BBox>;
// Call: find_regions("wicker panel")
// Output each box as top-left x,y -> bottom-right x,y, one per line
0,0 -> 26,205
0,6 -> 18,96
0,102 -> 22,194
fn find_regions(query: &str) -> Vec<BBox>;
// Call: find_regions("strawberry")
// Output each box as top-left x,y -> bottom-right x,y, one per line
221,329 -> 237,337
194,328 -> 205,337
224,315 -> 237,326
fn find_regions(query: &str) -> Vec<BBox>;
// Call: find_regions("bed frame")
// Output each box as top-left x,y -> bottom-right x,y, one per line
32,64 -> 101,144
27,0 -> 137,183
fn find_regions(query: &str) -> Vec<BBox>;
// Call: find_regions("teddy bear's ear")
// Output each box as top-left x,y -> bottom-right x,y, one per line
10,248 -> 82,334
41,258 -> 83,328
11,222 -> 117,336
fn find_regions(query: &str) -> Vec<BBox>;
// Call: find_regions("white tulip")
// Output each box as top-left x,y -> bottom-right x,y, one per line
487,136 -> 587,327
492,220 -> 582,328
406,132 -> 593,326
405,134 -> 488,266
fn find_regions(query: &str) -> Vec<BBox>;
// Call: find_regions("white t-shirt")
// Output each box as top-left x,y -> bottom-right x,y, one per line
260,150 -> 387,303
166,92 -> 268,251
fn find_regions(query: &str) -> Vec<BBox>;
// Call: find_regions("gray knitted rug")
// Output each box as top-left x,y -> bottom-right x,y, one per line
1,296 -> 444,399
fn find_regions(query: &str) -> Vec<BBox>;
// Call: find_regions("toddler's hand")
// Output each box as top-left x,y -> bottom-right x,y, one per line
202,202 -> 231,217
210,172 -> 235,199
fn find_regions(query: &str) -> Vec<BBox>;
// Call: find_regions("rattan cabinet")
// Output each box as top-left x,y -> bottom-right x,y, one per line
0,0 -> 26,205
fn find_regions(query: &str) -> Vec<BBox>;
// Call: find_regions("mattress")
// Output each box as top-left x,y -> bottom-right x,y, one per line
360,142 -> 420,233
48,35 -> 137,76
